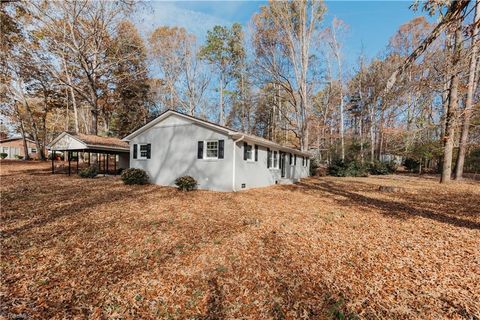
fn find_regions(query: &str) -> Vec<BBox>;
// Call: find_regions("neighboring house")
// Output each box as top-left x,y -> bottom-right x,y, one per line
0,137 -> 39,159
123,110 -> 310,191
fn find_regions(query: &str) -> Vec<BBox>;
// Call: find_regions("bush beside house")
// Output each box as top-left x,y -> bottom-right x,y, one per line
121,168 -> 149,185
0,153 -> 7,159
175,176 -> 198,191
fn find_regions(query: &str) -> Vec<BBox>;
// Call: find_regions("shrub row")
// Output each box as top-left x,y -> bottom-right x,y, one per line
78,165 -> 199,191
328,160 -> 397,177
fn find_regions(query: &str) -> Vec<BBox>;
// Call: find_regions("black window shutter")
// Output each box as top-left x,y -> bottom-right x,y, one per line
146,144 -> 151,159
289,153 -> 292,165
218,140 -> 224,159
243,142 -> 248,160
197,141 -> 204,159
267,148 -> 271,168
294,155 -> 297,165
254,145 -> 258,161
133,144 -> 137,159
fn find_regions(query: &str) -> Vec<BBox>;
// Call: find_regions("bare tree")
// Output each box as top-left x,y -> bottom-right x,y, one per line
455,0 -> 479,179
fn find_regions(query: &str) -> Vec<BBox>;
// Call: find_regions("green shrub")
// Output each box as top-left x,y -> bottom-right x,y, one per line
78,166 -> 98,178
0,153 -> 7,159
121,168 -> 149,185
175,175 -> 197,191
328,160 -> 368,177
386,161 -> 398,173
404,158 -> 420,172
15,155 -> 23,160
309,157 -> 320,176
368,161 -> 391,175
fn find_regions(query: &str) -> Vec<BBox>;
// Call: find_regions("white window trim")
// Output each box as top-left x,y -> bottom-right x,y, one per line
245,143 -> 254,162
138,144 -> 149,160
272,150 -> 279,169
204,140 -> 219,160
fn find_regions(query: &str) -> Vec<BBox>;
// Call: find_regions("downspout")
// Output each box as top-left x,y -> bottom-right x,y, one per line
232,134 -> 245,192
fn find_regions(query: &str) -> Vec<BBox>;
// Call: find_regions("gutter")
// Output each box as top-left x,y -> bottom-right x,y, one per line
231,134 -> 245,192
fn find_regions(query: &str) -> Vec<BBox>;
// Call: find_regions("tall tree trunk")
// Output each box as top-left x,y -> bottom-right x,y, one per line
455,0 -> 479,179
219,72 -> 224,126
369,105 -> 375,162
441,23 -> 463,183
377,104 -> 385,161
15,104 -> 30,161
20,91 -> 44,160
241,72 -> 245,131
69,85 -> 79,133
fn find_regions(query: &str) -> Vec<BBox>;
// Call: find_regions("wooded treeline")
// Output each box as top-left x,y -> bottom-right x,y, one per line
1,0 -> 479,182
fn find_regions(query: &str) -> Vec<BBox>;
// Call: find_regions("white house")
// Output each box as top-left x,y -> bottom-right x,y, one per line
123,110 -> 310,191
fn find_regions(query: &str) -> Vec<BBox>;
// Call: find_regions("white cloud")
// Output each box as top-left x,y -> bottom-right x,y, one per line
133,2 -> 232,40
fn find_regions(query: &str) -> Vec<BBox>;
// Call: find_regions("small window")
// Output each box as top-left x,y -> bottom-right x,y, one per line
205,140 -> 218,159
245,143 -> 254,161
139,144 -> 149,160
30,148 -> 37,153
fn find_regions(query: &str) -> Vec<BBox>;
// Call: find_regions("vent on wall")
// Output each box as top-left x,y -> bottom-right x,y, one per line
275,180 -> 278,184
241,183 -> 246,189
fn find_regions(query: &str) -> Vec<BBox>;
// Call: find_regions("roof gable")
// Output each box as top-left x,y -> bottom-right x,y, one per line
152,113 -> 193,128
49,132 -> 87,150
123,110 -> 234,141
48,132 -> 129,152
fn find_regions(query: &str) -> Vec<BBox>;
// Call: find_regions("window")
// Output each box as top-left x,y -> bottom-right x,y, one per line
198,140 -> 224,159
205,140 -> 218,159
136,144 -> 151,160
273,151 -> 278,168
30,148 -> 37,153
244,143 -> 254,161
2,147 -> 8,153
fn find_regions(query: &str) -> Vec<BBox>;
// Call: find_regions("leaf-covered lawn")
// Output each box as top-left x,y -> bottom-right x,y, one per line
1,160 -> 479,319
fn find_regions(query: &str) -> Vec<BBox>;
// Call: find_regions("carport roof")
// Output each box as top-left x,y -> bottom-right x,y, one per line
48,132 -> 129,153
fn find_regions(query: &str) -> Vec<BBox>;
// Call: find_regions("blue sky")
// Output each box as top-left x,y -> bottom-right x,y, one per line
135,1 -> 433,69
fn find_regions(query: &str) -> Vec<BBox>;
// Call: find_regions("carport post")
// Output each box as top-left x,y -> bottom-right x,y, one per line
88,152 -> 90,166
114,154 -> 117,175
104,153 -> 106,176
76,152 -> 79,173
106,153 -> 109,175
68,151 -> 71,176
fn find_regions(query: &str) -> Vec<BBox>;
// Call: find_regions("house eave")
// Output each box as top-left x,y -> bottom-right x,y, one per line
230,133 -> 311,157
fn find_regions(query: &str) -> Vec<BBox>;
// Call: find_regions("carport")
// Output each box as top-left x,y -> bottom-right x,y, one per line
48,132 -> 130,175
